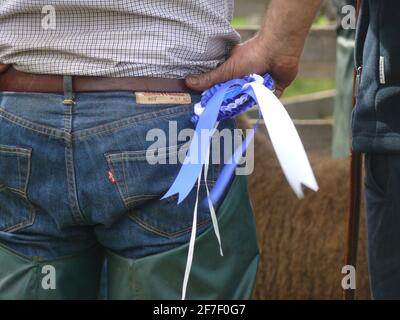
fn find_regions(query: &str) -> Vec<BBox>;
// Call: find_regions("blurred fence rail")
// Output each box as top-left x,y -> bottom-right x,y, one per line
238,25 -> 337,156
237,25 -> 337,79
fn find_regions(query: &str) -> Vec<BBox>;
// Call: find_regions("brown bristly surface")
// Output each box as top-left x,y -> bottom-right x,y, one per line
236,114 -> 370,300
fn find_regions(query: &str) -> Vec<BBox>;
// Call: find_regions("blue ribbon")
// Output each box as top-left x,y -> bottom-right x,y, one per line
161,78 -> 247,203
204,111 -> 261,208
203,83 -> 270,207
162,74 -> 276,300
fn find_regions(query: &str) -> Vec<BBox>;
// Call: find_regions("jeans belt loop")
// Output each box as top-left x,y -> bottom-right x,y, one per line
63,75 -> 75,105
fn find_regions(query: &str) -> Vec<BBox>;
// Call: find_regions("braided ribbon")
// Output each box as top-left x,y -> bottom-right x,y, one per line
161,74 -> 319,299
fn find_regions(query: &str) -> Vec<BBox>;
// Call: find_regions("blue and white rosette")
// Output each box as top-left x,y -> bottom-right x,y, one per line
161,73 -> 319,300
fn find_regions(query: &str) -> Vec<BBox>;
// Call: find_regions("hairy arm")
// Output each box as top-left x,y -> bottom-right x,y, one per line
186,0 -> 323,96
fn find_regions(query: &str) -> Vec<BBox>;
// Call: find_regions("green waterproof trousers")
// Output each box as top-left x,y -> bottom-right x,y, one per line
0,176 -> 259,299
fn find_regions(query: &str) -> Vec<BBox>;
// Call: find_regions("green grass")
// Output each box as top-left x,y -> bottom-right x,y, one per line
233,14 -> 332,28
231,17 -> 249,28
282,78 -> 336,98
313,15 -> 332,27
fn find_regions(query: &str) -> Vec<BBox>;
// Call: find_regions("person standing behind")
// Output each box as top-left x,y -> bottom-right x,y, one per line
331,0 -> 356,158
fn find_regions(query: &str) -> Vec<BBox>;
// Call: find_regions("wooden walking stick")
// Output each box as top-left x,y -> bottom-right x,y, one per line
343,0 -> 362,301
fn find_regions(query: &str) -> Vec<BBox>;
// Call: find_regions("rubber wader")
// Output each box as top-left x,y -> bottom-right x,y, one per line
107,176 -> 260,299
0,176 -> 259,299
0,243 -> 104,299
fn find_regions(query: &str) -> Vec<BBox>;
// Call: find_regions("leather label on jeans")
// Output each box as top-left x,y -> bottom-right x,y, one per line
136,92 -> 191,105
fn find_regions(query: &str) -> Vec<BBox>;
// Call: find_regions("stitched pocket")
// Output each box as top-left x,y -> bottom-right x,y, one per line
105,141 -> 190,207
0,144 -> 35,232
104,140 -> 222,238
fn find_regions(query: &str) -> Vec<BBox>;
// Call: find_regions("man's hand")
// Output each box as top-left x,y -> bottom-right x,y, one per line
0,64 -> 10,73
185,35 -> 299,97
185,0 -> 322,96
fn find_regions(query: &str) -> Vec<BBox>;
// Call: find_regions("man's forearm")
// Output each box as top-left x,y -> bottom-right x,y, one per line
260,0 -> 323,61
185,0 -> 322,92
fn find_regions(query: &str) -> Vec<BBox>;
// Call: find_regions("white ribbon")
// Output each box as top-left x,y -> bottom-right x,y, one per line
246,82 -> 319,198
181,80 -> 319,299
181,124 -> 223,300
181,167 -> 201,300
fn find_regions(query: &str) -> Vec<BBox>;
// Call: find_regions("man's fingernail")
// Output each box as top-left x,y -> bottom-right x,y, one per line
187,76 -> 200,86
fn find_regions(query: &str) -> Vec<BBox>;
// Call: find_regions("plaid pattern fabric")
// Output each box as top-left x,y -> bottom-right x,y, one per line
0,1 -> 240,78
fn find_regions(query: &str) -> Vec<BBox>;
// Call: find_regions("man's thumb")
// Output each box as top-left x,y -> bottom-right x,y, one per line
185,64 -> 228,91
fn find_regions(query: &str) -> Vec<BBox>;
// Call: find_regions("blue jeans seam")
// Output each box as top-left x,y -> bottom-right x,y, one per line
22,149 -> 32,197
0,105 -> 191,142
105,155 -> 218,211
0,147 -> 36,232
63,103 -> 88,225
104,132 -> 222,163
2,198 -> 36,233
105,141 -> 190,162
73,105 -> 192,141
121,157 -> 129,196
0,108 -> 69,140
124,194 -> 159,206
128,212 -> 212,238
117,181 -> 217,208
0,144 -> 32,155
126,194 -> 159,199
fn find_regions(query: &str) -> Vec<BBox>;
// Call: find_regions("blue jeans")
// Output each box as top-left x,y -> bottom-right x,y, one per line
0,88 -> 253,299
364,153 -> 400,299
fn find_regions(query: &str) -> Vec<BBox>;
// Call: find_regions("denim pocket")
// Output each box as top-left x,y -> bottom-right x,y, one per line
104,140 -> 222,238
0,144 -> 35,232
105,141 -> 190,207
